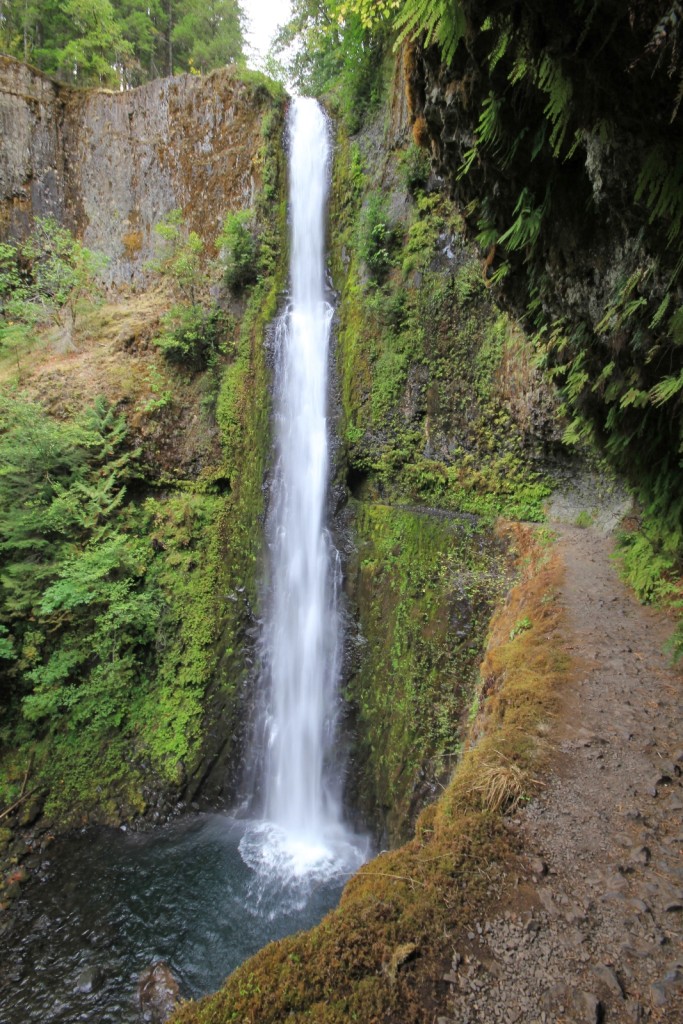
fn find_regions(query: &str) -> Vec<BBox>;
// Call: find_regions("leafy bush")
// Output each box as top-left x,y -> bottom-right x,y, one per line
0,217 -> 106,354
155,303 -> 229,371
217,210 -> 258,292
400,143 -> 432,193
358,194 -> 399,280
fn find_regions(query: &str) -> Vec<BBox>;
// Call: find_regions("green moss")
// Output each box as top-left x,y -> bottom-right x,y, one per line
330,145 -> 555,524
346,501 -> 508,841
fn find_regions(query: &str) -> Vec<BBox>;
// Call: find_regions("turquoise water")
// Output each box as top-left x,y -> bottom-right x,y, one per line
0,814 -> 353,1023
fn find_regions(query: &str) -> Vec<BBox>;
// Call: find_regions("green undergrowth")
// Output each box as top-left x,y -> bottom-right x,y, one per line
0,93 -> 287,827
614,509 -> 683,662
170,526 -> 567,1024
345,501 -> 510,841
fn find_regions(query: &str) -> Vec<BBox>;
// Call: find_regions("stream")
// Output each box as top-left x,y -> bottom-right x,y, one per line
0,813 -> 356,1023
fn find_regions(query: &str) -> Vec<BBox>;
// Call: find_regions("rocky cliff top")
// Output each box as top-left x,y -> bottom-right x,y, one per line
0,56 -> 282,284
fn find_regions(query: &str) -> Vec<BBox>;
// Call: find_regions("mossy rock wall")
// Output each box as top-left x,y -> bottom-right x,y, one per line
329,79 -> 561,844
405,3 -> 683,552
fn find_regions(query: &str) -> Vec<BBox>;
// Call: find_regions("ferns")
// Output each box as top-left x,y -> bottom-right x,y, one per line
536,56 -> 573,158
649,370 -> 683,406
394,0 -> 467,65
498,188 -> 547,251
635,146 -> 683,244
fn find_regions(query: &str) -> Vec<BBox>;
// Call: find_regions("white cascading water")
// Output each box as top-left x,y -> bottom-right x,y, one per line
239,97 -> 366,890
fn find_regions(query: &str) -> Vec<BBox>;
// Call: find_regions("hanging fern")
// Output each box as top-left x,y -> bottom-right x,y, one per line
394,0 -> 467,65
497,188 -> 547,251
649,370 -> 683,406
536,56 -> 573,158
635,145 -> 683,244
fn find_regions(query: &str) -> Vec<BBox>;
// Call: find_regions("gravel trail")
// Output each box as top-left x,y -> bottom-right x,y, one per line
438,524 -> 682,1024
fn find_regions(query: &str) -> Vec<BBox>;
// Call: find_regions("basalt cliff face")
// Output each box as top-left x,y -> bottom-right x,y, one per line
0,55 -> 268,282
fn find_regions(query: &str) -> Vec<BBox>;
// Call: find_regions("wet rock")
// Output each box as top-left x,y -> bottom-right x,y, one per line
138,962 -> 181,1024
75,966 -> 103,994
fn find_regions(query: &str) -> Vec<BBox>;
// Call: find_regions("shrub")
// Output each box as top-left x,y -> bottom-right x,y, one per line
400,143 -> 431,193
358,193 -> 399,281
217,210 -> 258,293
155,303 -> 229,371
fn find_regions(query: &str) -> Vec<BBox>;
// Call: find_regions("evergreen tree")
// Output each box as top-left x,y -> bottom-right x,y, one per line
171,0 -> 244,74
0,0 -> 246,83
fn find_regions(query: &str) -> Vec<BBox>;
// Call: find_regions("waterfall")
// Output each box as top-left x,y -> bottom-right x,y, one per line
239,97 -> 366,884
263,96 -> 339,836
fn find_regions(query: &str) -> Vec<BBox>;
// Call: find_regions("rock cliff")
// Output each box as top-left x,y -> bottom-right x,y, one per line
0,56 -> 270,283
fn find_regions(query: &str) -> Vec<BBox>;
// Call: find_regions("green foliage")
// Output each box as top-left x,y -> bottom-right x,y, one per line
0,0 -> 246,85
155,303 -> 229,371
217,210 -> 258,292
170,0 -> 244,75
358,193 -> 399,280
0,395 -> 160,798
273,0 -> 389,132
509,615 -> 532,639
399,143 -> 432,194
0,217 -> 106,355
56,0 -> 133,85
149,210 -> 231,371
574,509 -> 593,528
393,0 -> 466,65
497,188 -> 547,252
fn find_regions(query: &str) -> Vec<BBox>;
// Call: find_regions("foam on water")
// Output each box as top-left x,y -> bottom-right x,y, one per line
239,821 -> 368,917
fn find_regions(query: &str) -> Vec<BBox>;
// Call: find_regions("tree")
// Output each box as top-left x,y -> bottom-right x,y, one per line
171,0 -> 244,74
55,0 -> 133,84
0,217 -> 107,354
217,209 -> 257,292
0,0 -> 246,83
110,0 -> 166,83
0,393 -> 155,733
149,209 -> 229,369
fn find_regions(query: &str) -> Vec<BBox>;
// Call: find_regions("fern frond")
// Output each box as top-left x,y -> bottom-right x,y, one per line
537,56 -> 573,158
649,371 -> 683,406
394,0 -> 467,65
635,146 -> 683,245
649,292 -> 672,329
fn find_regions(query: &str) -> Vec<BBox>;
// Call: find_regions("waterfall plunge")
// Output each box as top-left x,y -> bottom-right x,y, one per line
239,98 -> 366,885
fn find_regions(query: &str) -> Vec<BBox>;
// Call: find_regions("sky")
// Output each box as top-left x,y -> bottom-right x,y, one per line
241,0 -> 293,66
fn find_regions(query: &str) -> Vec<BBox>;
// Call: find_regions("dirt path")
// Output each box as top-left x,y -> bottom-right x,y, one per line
439,524 -> 683,1023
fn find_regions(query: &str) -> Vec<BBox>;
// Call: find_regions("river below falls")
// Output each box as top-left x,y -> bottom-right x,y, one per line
0,813 -> 355,1023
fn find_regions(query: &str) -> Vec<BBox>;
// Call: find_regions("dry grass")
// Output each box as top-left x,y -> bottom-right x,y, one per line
473,752 -> 540,813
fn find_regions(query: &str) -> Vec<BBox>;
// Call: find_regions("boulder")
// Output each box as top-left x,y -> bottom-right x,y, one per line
138,962 -> 181,1024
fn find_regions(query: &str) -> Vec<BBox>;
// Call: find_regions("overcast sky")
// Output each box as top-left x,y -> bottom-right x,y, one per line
241,0 -> 293,66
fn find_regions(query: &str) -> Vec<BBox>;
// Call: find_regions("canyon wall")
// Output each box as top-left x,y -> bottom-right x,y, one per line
0,56 -> 270,283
